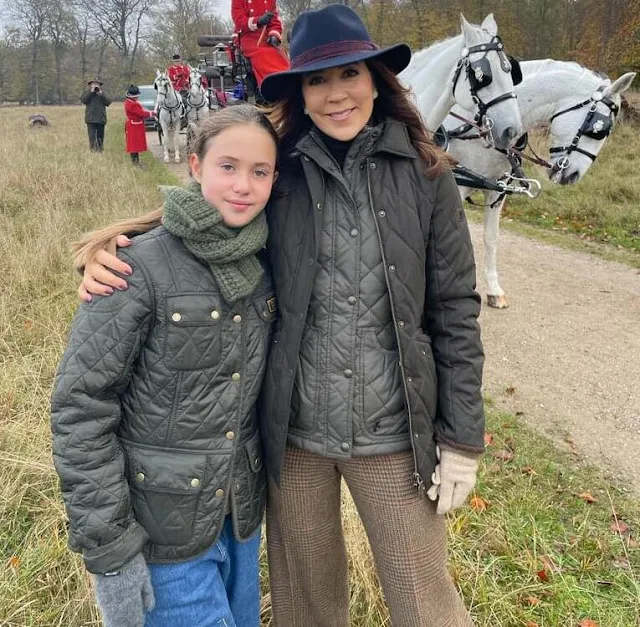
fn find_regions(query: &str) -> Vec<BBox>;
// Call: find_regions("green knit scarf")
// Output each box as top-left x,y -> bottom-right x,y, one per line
161,181 -> 268,303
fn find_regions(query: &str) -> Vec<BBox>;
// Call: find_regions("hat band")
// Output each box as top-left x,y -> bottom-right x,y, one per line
291,40 -> 378,70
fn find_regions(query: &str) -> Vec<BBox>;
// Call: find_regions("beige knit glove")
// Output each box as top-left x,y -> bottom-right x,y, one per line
426,445 -> 478,514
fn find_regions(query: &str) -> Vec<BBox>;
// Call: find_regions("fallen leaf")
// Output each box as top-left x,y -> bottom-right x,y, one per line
505,386 -> 516,396
609,520 -> 629,534
470,495 -> 488,512
578,492 -> 597,503
493,449 -> 515,461
540,555 -> 559,574
577,620 -> 599,627
565,437 -> 577,451
8,556 -> 20,569
525,622 -> 540,627
536,567 -> 549,582
24,319 -> 33,330
524,596 -> 541,606
612,556 -> 631,570
484,433 -> 494,446
521,466 -> 537,475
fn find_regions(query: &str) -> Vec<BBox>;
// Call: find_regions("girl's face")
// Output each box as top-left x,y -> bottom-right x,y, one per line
189,124 -> 277,228
301,62 -> 375,141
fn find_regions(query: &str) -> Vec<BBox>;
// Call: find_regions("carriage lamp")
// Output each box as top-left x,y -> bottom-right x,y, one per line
213,43 -> 231,69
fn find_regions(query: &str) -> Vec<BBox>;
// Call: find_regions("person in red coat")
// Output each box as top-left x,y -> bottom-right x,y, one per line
231,0 -> 289,92
168,54 -> 190,97
124,85 -> 155,167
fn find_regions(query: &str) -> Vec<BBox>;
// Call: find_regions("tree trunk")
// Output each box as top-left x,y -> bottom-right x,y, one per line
31,39 -> 39,105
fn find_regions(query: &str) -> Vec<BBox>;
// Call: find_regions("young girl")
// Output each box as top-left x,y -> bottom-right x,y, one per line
124,85 -> 156,168
51,104 -> 278,627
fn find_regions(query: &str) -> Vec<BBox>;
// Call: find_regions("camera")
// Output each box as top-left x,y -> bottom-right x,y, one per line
93,86 -> 100,93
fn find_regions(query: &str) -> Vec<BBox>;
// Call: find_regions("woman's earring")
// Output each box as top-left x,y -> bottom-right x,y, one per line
303,107 -> 309,115
373,89 -> 379,100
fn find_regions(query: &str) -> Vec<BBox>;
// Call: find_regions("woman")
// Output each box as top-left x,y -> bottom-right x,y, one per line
231,0 -> 289,89
77,6 -> 484,626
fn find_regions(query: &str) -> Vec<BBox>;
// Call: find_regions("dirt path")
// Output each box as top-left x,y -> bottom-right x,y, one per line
148,133 -> 640,495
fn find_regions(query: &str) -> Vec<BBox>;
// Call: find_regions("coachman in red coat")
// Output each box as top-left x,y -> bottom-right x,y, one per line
168,54 -> 191,95
232,0 -> 290,90
124,85 -> 155,167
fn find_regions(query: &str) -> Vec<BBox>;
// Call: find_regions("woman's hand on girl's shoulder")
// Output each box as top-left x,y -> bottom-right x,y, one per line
79,235 -> 133,302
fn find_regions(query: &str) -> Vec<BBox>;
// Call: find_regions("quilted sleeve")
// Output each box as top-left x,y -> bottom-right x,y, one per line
51,251 -> 153,574
423,168 -> 485,454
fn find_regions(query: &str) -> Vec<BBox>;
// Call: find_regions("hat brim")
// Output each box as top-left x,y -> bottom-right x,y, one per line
88,80 -> 104,86
260,43 -> 411,103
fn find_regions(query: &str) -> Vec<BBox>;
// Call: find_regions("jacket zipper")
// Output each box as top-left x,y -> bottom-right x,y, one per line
365,158 -> 425,492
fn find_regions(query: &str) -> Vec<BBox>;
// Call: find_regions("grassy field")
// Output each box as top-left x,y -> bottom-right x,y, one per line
0,106 -> 638,626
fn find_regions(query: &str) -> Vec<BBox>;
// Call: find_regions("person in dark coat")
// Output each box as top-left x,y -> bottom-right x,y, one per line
81,78 -> 111,152
52,105 -> 279,627
73,6 -> 485,625
124,85 -> 156,168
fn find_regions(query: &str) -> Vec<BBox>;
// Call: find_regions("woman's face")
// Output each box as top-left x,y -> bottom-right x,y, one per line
301,62 -> 375,141
189,124 -> 277,228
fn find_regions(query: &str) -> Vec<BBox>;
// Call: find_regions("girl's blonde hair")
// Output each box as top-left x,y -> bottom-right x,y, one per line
73,105 -> 278,269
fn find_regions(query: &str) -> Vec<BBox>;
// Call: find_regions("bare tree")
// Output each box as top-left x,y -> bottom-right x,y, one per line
82,0 -> 159,79
8,0 -> 49,104
47,0 -> 76,102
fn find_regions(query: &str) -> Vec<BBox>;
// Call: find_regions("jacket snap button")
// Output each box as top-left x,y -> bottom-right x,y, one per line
190,478 -> 200,488
350,228 -> 358,237
171,312 -> 182,322
211,310 -> 220,320
303,155 -> 310,161
347,296 -> 357,305
369,162 -> 377,169
378,210 -> 386,217
389,264 -> 396,272
233,314 -> 242,323
343,368 -> 353,378
316,202 -> 322,211
398,320 -> 405,327
232,372 -> 241,382
421,349 -> 426,355
414,432 -> 420,439
135,472 -> 145,482
215,488 -> 224,498
226,431 -> 235,440
407,377 -> 413,383
341,442 -> 350,452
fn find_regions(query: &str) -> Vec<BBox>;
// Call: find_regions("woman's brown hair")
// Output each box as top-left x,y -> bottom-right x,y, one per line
72,105 -> 277,269
266,58 -> 454,177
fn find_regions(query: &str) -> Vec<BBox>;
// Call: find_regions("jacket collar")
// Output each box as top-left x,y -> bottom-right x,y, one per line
293,118 -> 419,162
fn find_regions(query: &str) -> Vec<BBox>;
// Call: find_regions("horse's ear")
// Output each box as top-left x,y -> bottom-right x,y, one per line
604,72 -> 636,97
156,69 -> 161,78
480,13 -> 498,35
460,14 -> 474,41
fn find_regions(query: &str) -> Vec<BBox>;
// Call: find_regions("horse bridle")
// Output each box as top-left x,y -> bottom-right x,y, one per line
451,35 -> 521,130
548,86 -> 618,170
156,78 -> 182,112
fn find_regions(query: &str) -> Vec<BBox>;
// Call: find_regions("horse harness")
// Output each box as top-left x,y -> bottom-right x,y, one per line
548,86 -> 618,170
451,35 -> 522,131
157,79 -> 184,130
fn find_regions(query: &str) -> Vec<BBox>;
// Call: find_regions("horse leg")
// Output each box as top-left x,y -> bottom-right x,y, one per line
484,192 -> 508,309
173,126 -> 181,163
161,121 -> 171,162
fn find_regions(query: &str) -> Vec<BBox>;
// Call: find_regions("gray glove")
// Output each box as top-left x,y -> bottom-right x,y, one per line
426,445 -> 479,514
92,553 -> 155,627
257,11 -> 274,27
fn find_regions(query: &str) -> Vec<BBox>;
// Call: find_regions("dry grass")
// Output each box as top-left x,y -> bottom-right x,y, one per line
1,106 -> 638,626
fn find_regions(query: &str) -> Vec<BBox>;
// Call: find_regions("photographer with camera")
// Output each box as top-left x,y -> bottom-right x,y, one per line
81,78 -> 112,152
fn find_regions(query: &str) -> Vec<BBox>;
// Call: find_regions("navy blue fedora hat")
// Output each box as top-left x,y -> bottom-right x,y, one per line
261,4 -> 411,102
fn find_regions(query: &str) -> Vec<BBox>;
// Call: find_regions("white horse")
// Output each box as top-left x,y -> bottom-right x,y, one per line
155,70 -> 183,163
443,61 -> 636,308
400,14 -> 523,149
185,66 -> 210,126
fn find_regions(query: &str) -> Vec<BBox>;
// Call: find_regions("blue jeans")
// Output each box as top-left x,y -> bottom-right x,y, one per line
145,516 -> 261,627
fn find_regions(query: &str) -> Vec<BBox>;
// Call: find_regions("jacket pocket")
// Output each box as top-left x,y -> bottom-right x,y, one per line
232,431 -> 266,539
358,327 -> 407,437
414,334 -> 438,421
125,443 -> 207,547
289,325 -> 322,434
164,293 -> 222,370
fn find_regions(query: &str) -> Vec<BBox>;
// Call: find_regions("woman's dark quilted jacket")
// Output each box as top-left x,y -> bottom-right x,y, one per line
259,119 -> 485,488
51,227 -> 274,574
